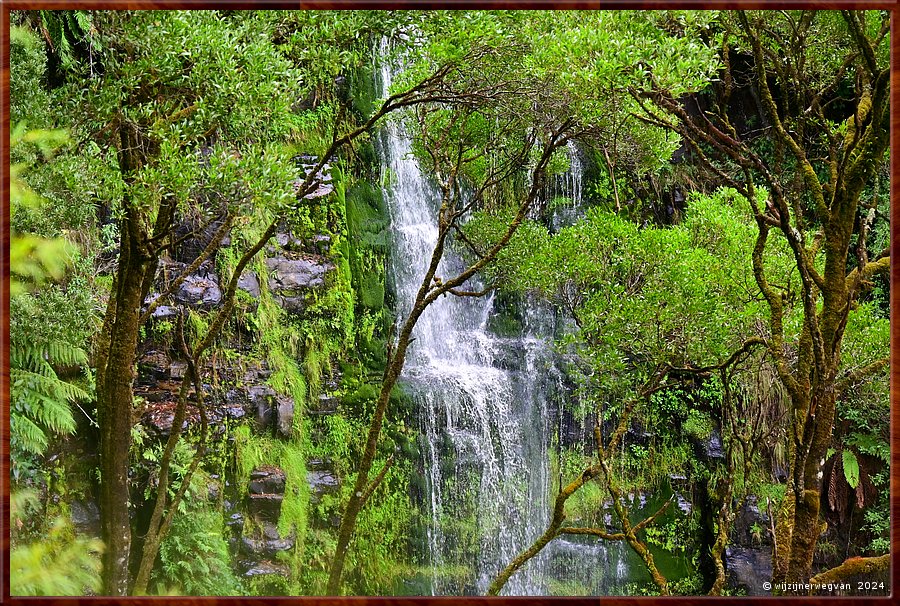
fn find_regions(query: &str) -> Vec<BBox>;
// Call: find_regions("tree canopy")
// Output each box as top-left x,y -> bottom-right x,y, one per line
9,9 -> 889,597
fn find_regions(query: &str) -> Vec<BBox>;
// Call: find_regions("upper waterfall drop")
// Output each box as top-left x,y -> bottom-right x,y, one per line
375,41 -> 609,596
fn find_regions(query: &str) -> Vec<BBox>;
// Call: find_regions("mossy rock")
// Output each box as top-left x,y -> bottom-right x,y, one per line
349,66 -> 377,120
346,181 -> 387,222
486,310 -> 523,339
343,383 -> 380,413
358,273 -> 385,311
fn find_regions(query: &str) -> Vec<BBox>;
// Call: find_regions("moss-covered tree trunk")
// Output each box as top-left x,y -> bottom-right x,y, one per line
95,125 -> 155,595
96,213 -> 149,595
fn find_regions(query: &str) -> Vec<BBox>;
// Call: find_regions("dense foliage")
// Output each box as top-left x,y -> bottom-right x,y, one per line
9,9 -> 889,597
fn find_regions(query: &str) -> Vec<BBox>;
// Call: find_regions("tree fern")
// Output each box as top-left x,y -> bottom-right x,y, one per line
10,338 -> 92,476
36,10 -> 94,70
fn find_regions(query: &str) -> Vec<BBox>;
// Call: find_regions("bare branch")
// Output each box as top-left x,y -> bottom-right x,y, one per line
139,213 -> 233,324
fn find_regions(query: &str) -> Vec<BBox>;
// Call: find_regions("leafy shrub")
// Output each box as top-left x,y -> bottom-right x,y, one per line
155,507 -> 244,596
10,491 -> 103,596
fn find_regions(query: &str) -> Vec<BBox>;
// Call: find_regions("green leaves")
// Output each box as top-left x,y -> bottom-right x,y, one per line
841,449 -> 860,489
10,339 -> 91,468
10,490 -> 104,596
477,186 -> 782,400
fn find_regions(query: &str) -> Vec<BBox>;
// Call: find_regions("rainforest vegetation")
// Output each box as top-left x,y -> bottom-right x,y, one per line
9,9 -> 890,597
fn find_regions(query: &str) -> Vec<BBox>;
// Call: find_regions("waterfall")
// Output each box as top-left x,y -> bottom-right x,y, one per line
376,43 -> 655,596
376,45 -> 563,596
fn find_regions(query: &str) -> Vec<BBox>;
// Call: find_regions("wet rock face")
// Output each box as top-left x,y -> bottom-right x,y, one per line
249,466 -> 287,495
275,395 -> 294,439
243,560 -> 290,579
732,495 -> 771,547
237,272 -> 261,299
691,426 -> 726,462
174,272 -> 222,309
244,386 -> 293,437
70,499 -> 101,537
265,255 -> 333,313
249,385 -> 277,431
705,429 -> 725,460
726,546 -> 773,596
241,522 -> 296,558
135,375 -> 246,438
172,213 -> 231,265
247,466 -> 286,523
307,458 -> 340,506
239,465 -> 296,579
138,351 -> 172,381
294,155 -> 334,201
274,232 -> 306,252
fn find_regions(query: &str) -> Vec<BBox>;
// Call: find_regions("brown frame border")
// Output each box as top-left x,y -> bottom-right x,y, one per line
1,1 -> 896,604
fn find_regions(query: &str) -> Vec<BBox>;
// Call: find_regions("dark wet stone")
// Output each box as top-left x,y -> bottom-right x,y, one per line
237,272 -> 260,299
226,512 -> 244,533
138,351 -> 171,380
243,560 -> 291,578
732,495 -> 771,547
225,388 -> 246,406
223,402 -> 246,420
307,466 -> 340,505
274,232 -> 305,251
249,466 -> 286,495
248,385 -> 276,430
706,428 -> 725,459
174,273 -> 222,308
241,532 -> 295,559
151,305 -> 179,320
674,492 -> 692,515
247,493 -> 283,523
726,546 -> 773,596
241,521 -> 296,560
70,499 -> 100,536
293,158 -> 333,201
266,256 -> 331,292
275,395 -> 294,439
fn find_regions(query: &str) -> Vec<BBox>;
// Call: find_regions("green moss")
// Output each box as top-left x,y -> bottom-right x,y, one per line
343,383 -> 379,413
682,410 -> 713,440
232,425 -> 309,547
349,65 -> 377,119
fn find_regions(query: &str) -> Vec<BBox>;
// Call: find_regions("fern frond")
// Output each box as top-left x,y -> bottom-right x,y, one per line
29,393 -> 77,434
10,413 -> 48,455
12,368 -> 91,403
71,11 -> 92,39
45,340 -> 88,367
10,345 -> 52,377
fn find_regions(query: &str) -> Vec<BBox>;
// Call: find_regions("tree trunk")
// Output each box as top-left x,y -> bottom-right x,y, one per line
786,488 -> 822,583
98,125 -> 151,595
97,214 -> 149,595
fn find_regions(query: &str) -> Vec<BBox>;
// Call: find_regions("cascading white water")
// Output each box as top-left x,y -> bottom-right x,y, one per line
548,141 -> 585,231
376,43 -> 652,596
376,45 -> 563,596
